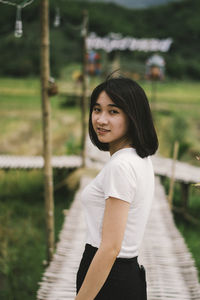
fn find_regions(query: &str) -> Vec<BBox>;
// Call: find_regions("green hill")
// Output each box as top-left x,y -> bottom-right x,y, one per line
0,0 -> 199,79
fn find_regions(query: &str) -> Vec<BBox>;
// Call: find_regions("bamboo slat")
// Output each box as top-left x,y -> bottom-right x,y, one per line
0,155 -> 81,169
37,177 -> 88,299
152,155 -> 200,184
87,143 -> 200,184
139,177 -> 200,300
0,153 -> 199,184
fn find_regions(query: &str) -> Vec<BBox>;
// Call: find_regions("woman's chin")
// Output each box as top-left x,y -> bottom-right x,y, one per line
98,138 -> 109,143
96,134 -> 110,142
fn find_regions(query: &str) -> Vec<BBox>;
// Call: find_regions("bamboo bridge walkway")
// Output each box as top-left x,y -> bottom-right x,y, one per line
0,153 -> 199,184
36,145 -> 200,300
0,155 -> 82,170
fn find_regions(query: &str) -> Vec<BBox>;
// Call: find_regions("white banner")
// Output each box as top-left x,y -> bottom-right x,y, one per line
87,32 -> 172,53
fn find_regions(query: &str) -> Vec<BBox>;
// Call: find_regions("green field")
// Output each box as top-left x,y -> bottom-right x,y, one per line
0,77 -> 200,163
0,77 -> 83,156
0,76 -> 200,298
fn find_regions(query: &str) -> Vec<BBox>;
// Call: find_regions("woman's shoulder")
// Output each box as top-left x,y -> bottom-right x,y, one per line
108,147 -> 153,174
110,148 -> 142,165
104,149 -> 136,175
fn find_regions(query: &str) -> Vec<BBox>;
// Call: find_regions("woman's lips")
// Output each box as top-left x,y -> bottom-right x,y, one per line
97,127 -> 110,134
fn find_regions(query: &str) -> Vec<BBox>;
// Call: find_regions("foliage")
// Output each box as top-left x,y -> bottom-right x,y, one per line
176,216 -> 200,281
0,169 -> 75,300
167,112 -> 191,159
0,76 -> 199,162
194,156 -> 200,188
65,134 -> 82,155
0,0 -> 200,79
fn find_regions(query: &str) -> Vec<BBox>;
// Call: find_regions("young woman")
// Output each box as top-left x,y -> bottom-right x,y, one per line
75,76 -> 158,300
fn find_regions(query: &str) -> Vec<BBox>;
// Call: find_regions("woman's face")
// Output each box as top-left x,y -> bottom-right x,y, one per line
92,91 -> 131,154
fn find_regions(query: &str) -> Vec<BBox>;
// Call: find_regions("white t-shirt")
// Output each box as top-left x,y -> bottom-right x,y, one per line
81,147 -> 155,258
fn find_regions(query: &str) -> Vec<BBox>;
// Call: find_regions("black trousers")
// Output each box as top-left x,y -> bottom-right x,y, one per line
76,243 -> 147,300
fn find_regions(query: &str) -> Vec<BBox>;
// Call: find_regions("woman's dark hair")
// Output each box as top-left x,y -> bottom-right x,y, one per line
89,76 -> 158,158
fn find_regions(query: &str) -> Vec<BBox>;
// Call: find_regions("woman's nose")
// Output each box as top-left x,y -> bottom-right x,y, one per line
96,112 -> 108,125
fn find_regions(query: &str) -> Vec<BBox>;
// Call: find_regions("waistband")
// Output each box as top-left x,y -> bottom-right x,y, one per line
84,243 -> 138,264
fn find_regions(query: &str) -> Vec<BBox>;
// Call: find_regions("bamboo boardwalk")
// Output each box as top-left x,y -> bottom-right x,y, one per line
0,155 -> 82,170
87,146 -> 200,184
0,153 -> 199,184
37,177 -> 90,300
37,145 -> 200,300
139,177 -> 200,300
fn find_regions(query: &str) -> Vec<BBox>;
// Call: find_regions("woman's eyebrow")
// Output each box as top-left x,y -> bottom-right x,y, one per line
108,104 -> 119,108
94,102 -> 120,108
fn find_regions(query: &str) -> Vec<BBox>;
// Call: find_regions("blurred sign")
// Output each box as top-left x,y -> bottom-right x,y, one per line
87,32 -> 172,53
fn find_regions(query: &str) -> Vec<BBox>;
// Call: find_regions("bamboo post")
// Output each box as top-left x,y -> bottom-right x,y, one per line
40,0 -> 55,262
112,50 -> 120,72
168,141 -> 179,209
81,10 -> 88,167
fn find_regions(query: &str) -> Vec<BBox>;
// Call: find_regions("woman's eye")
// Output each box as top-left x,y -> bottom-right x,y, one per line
93,107 -> 100,112
110,110 -> 119,114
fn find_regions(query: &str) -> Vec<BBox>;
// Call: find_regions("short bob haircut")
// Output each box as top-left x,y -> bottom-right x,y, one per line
89,76 -> 158,158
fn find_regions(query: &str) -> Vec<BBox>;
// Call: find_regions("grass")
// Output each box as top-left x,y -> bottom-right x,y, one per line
138,80 -> 200,163
0,77 -> 82,156
0,168 -> 75,300
141,80 -> 200,104
175,215 -> 200,281
0,76 -> 199,161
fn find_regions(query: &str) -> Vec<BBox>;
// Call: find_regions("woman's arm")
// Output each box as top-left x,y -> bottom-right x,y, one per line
75,197 -> 130,300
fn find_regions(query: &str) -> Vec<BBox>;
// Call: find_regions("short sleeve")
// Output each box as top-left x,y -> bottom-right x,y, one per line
102,160 -> 137,203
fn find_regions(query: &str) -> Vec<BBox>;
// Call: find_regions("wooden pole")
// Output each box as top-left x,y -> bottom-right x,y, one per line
40,0 -> 55,262
81,10 -> 88,167
112,50 -> 120,72
168,141 -> 179,209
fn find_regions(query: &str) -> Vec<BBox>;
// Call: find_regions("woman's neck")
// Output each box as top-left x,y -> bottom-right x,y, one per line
109,138 -> 133,156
